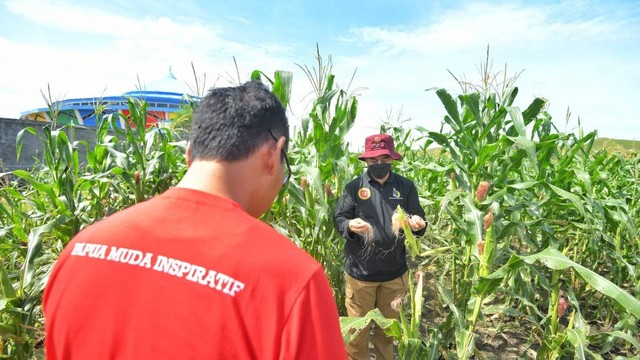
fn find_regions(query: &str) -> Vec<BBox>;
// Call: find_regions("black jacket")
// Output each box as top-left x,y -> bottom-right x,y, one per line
334,171 -> 426,281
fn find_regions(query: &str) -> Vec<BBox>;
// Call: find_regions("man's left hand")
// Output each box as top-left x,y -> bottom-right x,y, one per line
408,215 -> 426,231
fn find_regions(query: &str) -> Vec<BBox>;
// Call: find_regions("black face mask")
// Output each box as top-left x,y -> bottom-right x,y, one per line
368,163 -> 391,180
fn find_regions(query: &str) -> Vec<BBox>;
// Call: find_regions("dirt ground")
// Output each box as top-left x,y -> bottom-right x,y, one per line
361,290 -> 537,359
365,325 -> 536,360
419,273 -> 536,359
361,269 -> 537,359
377,272 -> 637,359
358,269 -> 638,359
472,319 -> 536,359
421,297 -> 536,359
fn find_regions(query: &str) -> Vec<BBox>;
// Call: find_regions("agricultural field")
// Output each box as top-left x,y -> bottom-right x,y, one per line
593,138 -> 640,152
1,56 -> 639,359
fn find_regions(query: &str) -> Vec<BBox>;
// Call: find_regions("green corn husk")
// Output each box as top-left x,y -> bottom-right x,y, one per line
479,213 -> 495,277
393,205 -> 421,259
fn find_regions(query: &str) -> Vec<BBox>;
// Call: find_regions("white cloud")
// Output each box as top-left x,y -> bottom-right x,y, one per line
1,0 -> 637,143
345,2 -> 616,55
0,0 -> 300,117
5,0 -> 217,38
227,15 -> 251,25
332,2 -> 638,142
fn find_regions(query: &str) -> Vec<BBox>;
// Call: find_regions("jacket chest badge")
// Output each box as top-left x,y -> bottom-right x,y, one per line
392,188 -> 401,198
358,187 -> 371,200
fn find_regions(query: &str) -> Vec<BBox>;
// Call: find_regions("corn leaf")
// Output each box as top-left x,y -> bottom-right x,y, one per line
0,263 -> 16,301
566,329 -> 588,360
521,97 -> 546,126
399,338 -> 428,360
21,215 -> 68,295
520,249 -> 640,318
601,331 -> 640,354
547,184 -> 587,218
506,106 -> 526,137
435,88 -> 461,130
339,308 -> 399,344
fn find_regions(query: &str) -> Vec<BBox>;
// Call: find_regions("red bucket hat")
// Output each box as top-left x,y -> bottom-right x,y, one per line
358,134 -> 402,160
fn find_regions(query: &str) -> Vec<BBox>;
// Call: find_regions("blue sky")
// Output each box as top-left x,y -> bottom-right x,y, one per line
1,0 -> 639,146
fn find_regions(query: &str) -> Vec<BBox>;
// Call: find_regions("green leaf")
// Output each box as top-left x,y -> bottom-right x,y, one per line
0,263 -> 16,300
0,322 -> 20,337
566,329 -> 587,360
107,148 -> 130,169
428,132 -> 450,148
411,271 -> 424,335
506,106 -> 526,137
507,181 -> 540,190
602,330 -> 640,353
435,88 -> 461,130
340,308 -> 399,344
520,248 -> 640,318
461,93 -> 481,128
508,135 -> 537,171
272,70 -> 293,109
250,70 -> 262,81
522,97 -> 547,126
16,127 -> 38,161
504,86 -> 519,106
462,196 -> 483,247
11,169 -> 31,179
436,281 -> 466,330
470,139 -> 503,172
455,329 -> 476,359
399,338 -> 429,360
437,189 -> 464,225
21,216 -> 69,294
547,183 -> 587,217
424,329 -> 443,360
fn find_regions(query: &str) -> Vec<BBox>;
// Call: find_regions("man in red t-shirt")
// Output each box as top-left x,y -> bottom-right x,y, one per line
44,81 -> 347,359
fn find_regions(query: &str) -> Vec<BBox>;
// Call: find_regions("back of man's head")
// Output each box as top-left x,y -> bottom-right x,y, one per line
188,81 -> 289,163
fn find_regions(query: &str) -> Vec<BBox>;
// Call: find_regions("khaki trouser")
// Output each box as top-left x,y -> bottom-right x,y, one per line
345,271 -> 409,360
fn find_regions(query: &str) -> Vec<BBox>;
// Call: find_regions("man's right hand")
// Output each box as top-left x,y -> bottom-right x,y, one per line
348,218 -> 372,235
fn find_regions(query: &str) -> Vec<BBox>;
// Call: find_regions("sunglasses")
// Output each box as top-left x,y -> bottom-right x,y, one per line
268,129 -> 291,186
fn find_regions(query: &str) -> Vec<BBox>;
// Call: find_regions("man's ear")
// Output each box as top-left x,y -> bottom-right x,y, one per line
273,136 -> 287,174
185,144 -> 192,167
265,141 -> 280,176
276,136 -> 287,155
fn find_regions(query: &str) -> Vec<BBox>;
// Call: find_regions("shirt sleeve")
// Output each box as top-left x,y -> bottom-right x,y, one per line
406,182 -> 427,237
279,268 -> 347,360
333,183 -> 358,241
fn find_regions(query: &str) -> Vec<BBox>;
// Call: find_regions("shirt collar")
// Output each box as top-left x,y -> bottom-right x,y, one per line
363,169 -> 396,185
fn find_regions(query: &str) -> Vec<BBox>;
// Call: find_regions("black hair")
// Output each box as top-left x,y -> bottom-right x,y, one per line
188,81 -> 289,162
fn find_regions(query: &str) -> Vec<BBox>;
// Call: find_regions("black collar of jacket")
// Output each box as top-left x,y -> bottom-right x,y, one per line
363,170 -> 397,186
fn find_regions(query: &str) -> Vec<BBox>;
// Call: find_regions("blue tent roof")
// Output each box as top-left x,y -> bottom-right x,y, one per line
20,67 -> 200,118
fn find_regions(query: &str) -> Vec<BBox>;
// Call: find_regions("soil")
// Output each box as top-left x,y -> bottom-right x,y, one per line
397,272 -> 637,359
420,286 -> 536,360
360,267 -> 639,359
469,317 -> 536,359
361,271 -> 537,360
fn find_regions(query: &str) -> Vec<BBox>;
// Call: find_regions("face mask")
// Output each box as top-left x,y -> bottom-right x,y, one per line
368,163 -> 391,180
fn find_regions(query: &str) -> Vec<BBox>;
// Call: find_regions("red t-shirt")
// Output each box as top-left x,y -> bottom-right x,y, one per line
44,188 -> 347,359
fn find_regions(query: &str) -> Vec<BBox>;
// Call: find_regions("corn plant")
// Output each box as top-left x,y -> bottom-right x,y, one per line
263,48 -> 360,315
1,53 -> 640,359
0,97 -> 186,358
413,57 -> 640,358
340,270 -> 442,360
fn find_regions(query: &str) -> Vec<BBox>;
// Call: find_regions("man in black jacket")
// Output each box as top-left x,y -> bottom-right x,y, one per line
334,133 -> 427,360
